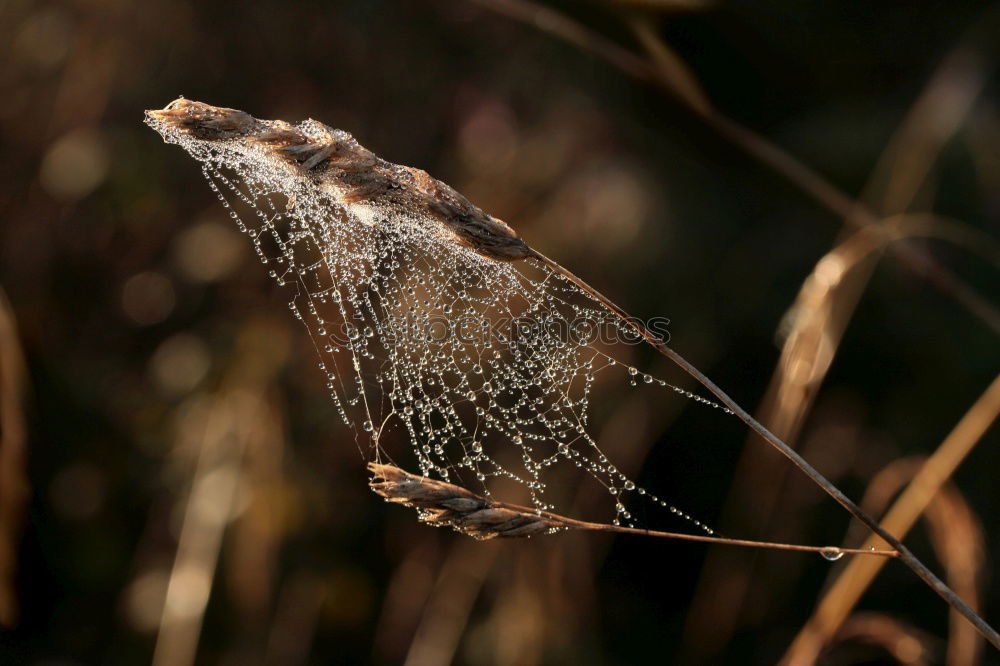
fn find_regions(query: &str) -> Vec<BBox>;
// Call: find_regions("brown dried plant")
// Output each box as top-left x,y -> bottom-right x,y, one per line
457,3 -> 1000,661
369,462 -> 886,556
783,375 -> 1000,664
0,288 -> 29,629
147,99 -> 999,651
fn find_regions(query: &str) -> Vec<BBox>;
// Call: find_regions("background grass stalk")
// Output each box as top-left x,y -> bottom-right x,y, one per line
528,251 -> 1000,651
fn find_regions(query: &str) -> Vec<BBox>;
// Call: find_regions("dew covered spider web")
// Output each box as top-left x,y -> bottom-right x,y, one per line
151,114 -> 732,535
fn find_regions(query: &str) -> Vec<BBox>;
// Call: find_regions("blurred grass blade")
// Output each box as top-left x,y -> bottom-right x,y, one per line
151,392 -> 253,666
837,457 -> 986,666
0,288 -> 29,629
925,483 -> 987,666
833,612 -> 933,665
629,16 -> 713,115
467,0 -> 1000,333
609,0 -> 713,10
781,373 -> 1000,664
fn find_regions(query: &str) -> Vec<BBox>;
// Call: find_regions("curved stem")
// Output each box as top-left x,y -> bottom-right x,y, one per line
467,0 -> 1000,334
526,250 -> 1000,651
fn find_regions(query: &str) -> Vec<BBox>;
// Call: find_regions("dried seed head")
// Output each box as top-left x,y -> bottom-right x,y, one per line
145,98 -> 533,261
368,463 -> 564,540
144,99 -> 723,544
145,98 -> 257,140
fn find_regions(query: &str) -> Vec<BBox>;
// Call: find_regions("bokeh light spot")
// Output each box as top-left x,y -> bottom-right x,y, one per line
39,128 -> 110,200
150,333 -> 211,395
122,271 -> 176,326
173,217 -> 246,283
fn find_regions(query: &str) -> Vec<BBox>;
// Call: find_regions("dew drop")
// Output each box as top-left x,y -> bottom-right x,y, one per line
820,547 -> 844,561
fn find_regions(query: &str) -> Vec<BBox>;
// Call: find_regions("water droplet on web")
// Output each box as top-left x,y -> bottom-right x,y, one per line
820,547 -> 844,561
149,104 -> 726,537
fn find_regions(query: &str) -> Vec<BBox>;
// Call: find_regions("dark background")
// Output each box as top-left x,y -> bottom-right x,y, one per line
1,1 -> 998,664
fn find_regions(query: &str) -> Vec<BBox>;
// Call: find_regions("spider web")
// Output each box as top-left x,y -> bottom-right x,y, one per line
150,115 -> 729,534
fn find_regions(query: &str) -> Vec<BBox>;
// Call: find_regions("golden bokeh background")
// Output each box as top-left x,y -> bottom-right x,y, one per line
1,1 -> 998,664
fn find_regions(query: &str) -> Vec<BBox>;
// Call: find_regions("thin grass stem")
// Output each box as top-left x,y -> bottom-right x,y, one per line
527,251 -> 1000,651
467,0 -> 1000,334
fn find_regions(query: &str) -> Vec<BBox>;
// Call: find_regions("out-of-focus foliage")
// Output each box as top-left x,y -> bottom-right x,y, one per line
0,1 -> 997,664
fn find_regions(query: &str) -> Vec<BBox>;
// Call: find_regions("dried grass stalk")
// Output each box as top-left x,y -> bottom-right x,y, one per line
370,463 -> 898,560
147,99 -> 531,261
0,289 -> 29,629
148,99 -> 996,649
369,463 -> 561,540
781,373 -> 1000,664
